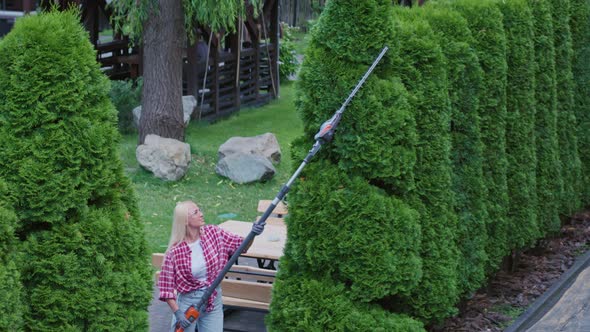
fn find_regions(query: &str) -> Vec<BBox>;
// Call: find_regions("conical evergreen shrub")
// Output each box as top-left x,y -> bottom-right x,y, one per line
570,0 -> 590,205
269,0 -> 424,329
528,0 -> 563,236
0,181 -> 24,331
449,0 -> 510,273
421,3 -> 489,297
496,0 -> 540,250
391,8 -> 459,323
549,0 -> 582,216
0,10 -> 152,330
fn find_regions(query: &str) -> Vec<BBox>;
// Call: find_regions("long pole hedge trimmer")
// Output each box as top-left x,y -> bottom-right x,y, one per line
175,46 -> 389,331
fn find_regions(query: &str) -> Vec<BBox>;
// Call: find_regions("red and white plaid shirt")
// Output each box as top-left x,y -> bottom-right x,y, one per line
158,224 -> 243,311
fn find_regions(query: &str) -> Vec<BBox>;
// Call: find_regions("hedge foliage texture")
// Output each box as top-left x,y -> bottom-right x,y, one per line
0,11 -> 152,330
271,0 -> 590,327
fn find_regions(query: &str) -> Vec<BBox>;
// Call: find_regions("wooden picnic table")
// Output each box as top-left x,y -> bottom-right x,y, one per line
219,219 -> 286,269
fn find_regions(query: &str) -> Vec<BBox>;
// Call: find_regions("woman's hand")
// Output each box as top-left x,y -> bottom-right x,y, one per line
174,309 -> 191,328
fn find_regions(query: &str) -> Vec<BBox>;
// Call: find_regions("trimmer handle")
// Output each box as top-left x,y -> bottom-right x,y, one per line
174,305 -> 200,332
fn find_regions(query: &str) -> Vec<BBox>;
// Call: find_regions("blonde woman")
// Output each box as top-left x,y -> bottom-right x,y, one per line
158,201 -> 263,332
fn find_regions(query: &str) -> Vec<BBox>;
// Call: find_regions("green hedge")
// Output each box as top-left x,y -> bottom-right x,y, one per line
0,181 -> 24,331
528,0 -> 563,236
448,0 -> 510,273
268,261 -> 425,332
497,0 -> 540,250
0,11 -> 152,330
550,0 -> 582,215
391,8 -> 459,323
570,0 -> 590,205
421,4 -> 489,296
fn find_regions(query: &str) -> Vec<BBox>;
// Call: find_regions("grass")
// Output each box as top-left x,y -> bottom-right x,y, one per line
120,82 -> 303,254
491,303 -> 526,329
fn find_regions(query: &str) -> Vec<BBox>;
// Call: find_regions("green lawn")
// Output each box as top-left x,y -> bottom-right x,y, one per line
120,83 -> 303,254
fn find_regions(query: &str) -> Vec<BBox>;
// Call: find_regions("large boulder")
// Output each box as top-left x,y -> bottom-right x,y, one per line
133,95 -> 197,128
136,135 -> 191,181
215,153 -> 276,184
218,133 -> 281,164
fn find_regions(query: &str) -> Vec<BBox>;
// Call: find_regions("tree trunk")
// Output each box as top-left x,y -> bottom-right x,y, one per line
139,0 -> 185,144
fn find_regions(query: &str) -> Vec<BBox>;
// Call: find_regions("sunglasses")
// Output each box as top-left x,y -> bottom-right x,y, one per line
189,207 -> 202,216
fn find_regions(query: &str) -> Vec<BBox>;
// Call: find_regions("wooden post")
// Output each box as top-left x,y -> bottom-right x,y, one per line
23,0 -> 34,12
186,41 -> 199,98
83,0 -> 99,47
269,0 -> 279,98
212,35 -> 220,115
229,21 -> 241,110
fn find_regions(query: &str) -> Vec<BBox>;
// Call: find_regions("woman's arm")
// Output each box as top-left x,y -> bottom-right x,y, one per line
166,298 -> 179,312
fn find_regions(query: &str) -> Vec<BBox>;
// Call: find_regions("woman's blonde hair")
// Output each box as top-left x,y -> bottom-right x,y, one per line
166,201 -> 194,251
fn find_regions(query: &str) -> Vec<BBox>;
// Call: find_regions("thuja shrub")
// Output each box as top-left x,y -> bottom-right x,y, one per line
0,11 -> 151,330
267,260 -> 425,331
0,181 -> 24,331
421,3 -> 489,296
284,161 -> 422,300
570,0 -> 590,205
496,0 -> 540,250
391,8 -> 459,323
528,0 -> 563,236
449,0 -> 510,273
549,0 -> 582,216
296,0 -> 418,194
269,0 -> 424,329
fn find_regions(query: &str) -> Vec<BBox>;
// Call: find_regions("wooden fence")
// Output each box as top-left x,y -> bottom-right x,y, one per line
279,0 -> 325,29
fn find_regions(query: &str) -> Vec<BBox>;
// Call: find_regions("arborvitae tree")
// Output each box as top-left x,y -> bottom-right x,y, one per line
267,256 -> 425,332
449,0 -> 510,273
0,11 -> 152,330
570,0 -> 590,205
269,0 -> 424,329
0,181 -> 24,331
549,0 -> 582,216
528,0 -> 563,236
421,3 -> 489,297
391,8 -> 459,323
496,0 -> 540,250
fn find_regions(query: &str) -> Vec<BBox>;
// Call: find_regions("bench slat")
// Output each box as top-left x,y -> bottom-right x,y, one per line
221,279 -> 272,304
222,296 -> 269,311
255,216 -> 286,227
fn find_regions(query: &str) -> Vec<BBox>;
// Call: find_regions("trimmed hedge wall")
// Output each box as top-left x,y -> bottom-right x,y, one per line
268,0 -> 424,329
270,0 -> 590,327
391,8 -> 459,323
497,0 -> 540,250
0,181 -> 24,331
529,0 -> 563,236
549,0 -> 583,215
421,4 -> 488,297
0,11 -> 152,330
447,0 -> 510,273
570,0 -> 590,204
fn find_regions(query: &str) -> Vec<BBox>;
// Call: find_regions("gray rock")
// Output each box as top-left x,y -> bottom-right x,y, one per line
218,133 -> 281,164
136,135 -> 191,181
215,153 -> 276,184
133,95 -> 197,128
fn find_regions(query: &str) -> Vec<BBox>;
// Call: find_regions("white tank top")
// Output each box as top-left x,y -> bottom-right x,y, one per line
189,240 -> 207,281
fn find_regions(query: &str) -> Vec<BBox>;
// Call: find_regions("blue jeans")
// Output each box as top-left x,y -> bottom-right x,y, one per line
170,287 -> 223,332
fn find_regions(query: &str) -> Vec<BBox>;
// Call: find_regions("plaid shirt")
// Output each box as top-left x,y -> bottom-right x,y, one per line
158,225 -> 243,311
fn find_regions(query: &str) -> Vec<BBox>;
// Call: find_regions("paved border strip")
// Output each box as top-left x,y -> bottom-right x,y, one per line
504,249 -> 590,332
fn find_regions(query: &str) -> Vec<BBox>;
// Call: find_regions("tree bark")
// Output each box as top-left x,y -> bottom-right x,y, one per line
139,0 -> 185,144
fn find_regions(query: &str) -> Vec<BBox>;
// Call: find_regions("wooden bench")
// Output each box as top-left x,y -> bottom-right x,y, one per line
152,253 -> 275,312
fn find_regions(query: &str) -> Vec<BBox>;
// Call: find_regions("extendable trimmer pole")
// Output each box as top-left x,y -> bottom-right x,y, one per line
188,46 -> 389,321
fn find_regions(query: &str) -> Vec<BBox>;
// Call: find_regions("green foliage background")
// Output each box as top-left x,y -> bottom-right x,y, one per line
497,0 -> 540,250
448,0 -> 510,273
270,0 -> 590,328
421,3 -> 488,297
529,0 -> 563,236
550,0 -> 582,216
570,0 -> 590,205
0,11 -> 152,330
